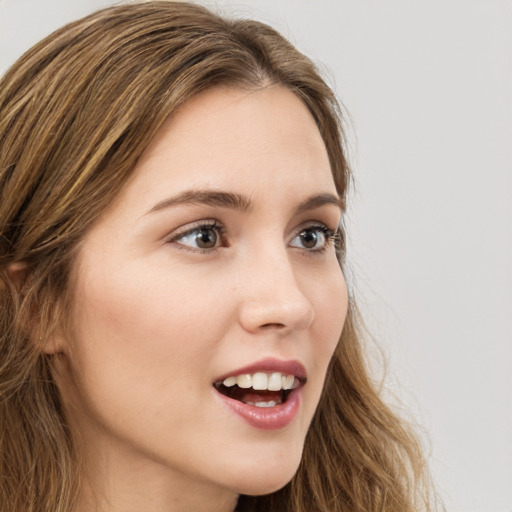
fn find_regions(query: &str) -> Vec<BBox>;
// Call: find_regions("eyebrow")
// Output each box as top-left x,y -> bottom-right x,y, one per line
147,189 -> 344,215
148,190 -> 251,213
295,193 -> 345,214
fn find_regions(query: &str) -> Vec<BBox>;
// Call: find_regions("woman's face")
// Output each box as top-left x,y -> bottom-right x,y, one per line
56,85 -> 348,503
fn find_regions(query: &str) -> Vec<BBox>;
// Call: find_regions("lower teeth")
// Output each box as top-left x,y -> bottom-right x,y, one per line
244,400 -> 278,407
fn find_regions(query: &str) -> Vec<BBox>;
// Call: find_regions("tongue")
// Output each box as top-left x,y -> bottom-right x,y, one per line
227,387 -> 283,404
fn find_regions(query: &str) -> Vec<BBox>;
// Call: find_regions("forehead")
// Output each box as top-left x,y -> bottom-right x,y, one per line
99,85 -> 336,225
136,86 -> 333,188
148,85 -> 325,148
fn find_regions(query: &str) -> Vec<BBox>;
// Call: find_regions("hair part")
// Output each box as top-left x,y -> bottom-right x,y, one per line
0,2 -> 434,511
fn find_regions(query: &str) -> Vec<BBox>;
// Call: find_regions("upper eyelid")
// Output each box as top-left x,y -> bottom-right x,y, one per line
291,223 -> 336,241
166,219 -> 221,241
291,220 -> 337,235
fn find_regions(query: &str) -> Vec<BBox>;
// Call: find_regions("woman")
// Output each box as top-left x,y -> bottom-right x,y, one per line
0,2 -> 433,511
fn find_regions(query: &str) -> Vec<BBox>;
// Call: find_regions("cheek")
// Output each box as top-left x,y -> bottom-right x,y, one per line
64,261 -> 231,421
73,257 -> 229,350
304,267 -> 348,409
312,266 -> 348,353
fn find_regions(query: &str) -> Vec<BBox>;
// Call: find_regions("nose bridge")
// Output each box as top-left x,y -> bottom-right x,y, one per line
238,242 -> 314,333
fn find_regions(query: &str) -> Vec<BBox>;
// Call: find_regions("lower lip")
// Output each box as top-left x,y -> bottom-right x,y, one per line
215,388 -> 302,430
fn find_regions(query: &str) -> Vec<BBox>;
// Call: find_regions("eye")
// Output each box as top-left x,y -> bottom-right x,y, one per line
290,225 -> 336,252
169,221 -> 225,251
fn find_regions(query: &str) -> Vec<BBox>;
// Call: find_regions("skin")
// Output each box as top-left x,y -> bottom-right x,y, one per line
51,85 -> 348,512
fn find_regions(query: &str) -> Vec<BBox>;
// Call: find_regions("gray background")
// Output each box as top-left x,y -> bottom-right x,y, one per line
1,1 -> 511,511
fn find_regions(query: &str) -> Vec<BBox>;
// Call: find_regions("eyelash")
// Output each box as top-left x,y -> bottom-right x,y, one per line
296,224 -> 340,254
167,220 -> 340,254
167,220 -> 226,254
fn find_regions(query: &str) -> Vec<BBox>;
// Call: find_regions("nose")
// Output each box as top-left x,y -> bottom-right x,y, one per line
237,247 -> 315,335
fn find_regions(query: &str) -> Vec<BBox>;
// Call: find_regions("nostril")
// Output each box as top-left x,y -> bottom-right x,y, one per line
260,322 -> 286,329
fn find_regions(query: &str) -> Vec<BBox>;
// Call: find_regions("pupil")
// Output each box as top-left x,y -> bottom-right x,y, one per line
301,230 -> 318,249
196,228 -> 217,248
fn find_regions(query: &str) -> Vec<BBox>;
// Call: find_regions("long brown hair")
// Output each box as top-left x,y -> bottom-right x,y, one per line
0,2 -> 434,511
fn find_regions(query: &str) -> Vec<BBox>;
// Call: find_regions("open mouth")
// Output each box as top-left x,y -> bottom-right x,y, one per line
213,372 -> 304,408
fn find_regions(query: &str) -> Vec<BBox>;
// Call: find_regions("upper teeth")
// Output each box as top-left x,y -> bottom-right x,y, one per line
222,372 -> 297,391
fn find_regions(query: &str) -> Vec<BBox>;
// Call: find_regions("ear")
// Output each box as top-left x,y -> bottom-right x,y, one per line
38,307 -> 69,355
6,261 -> 29,290
38,318 -> 68,355
7,262 -> 67,355
39,334 -> 67,355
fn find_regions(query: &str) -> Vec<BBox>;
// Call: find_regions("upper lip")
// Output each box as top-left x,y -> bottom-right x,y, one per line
213,357 -> 307,384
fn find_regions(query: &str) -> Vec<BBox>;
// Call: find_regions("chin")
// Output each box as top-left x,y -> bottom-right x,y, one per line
234,474 -> 295,497
227,448 -> 302,496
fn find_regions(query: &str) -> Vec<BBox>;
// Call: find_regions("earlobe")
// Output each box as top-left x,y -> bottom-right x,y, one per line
39,331 -> 67,355
37,309 -> 69,355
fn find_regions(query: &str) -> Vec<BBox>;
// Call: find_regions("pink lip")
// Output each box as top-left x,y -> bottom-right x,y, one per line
213,357 -> 307,383
213,358 -> 307,430
214,387 -> 302,430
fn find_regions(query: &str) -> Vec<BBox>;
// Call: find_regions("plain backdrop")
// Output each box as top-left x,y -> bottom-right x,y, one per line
1,1 -> 511,511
